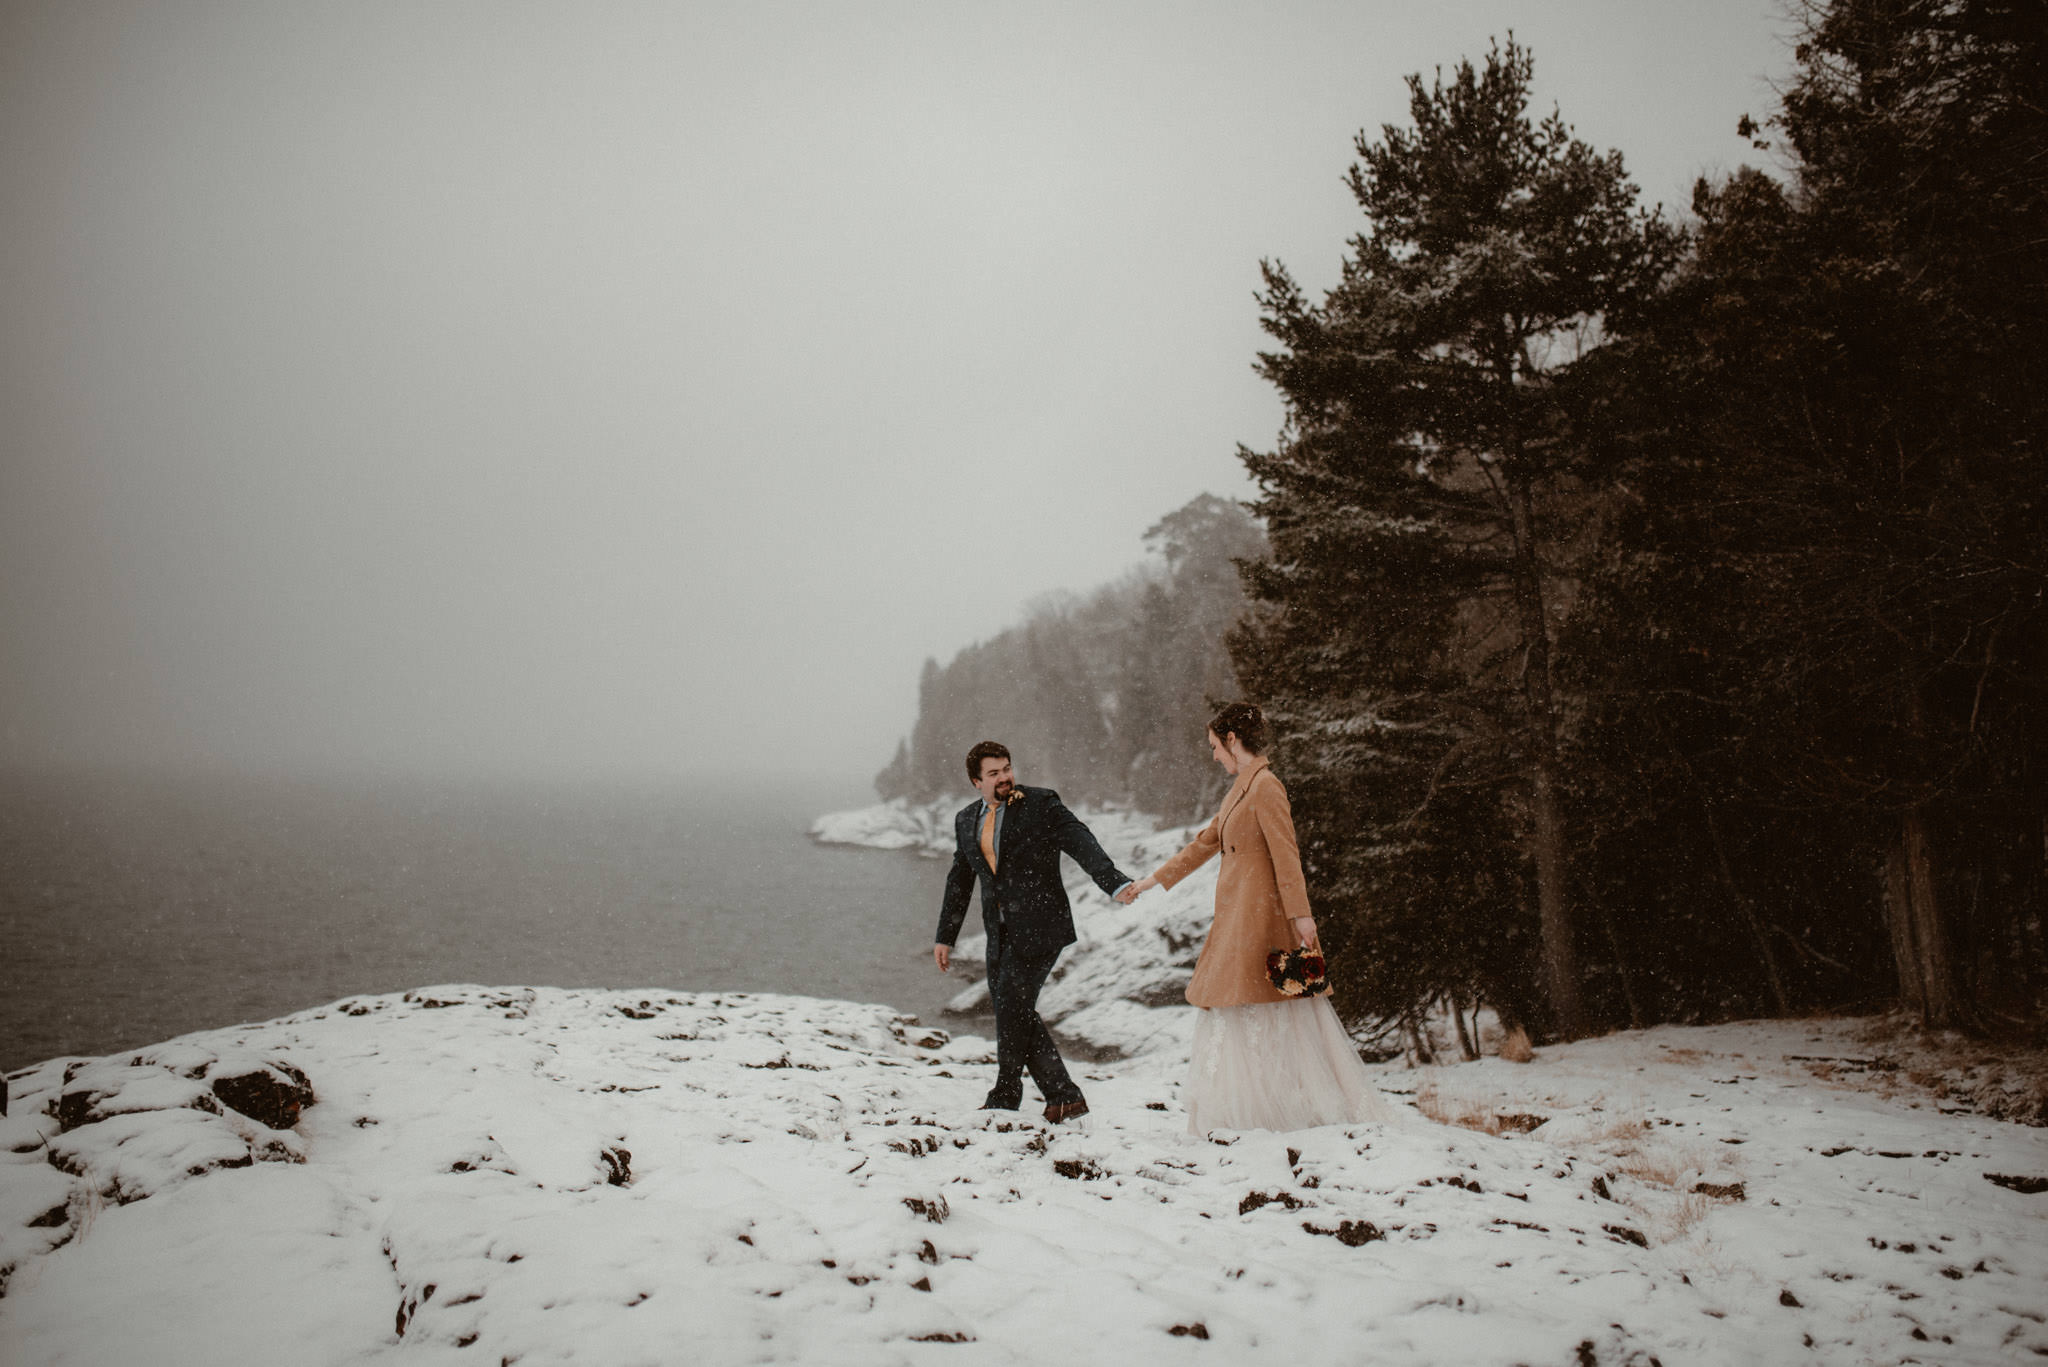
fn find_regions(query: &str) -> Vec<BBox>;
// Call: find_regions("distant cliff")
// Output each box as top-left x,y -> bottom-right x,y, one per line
874,494 -> 1264,823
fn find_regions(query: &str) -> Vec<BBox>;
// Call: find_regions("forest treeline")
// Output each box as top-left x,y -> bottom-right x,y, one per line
876,493 -> 1265,823
883,0 -> 2046,1041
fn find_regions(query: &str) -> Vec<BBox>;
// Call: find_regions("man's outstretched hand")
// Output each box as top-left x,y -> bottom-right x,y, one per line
933,943 -> 951,972
1116,875 -> 1159,905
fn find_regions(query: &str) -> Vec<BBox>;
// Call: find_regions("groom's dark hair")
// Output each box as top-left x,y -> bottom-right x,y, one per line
965,740 -> 1011,782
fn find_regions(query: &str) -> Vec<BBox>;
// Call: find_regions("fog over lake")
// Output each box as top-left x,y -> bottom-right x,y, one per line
1,1 -> 1788,787
0,2 -> 1794,1060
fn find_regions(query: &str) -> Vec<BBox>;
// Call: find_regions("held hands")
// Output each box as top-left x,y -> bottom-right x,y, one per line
1115,875 -> 1161,905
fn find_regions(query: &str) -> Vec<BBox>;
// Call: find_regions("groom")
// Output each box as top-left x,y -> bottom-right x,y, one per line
933,741 -> 1132,1123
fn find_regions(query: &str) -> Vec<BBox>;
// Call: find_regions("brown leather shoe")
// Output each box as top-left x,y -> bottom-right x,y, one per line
1043,1099 -> 1089,1124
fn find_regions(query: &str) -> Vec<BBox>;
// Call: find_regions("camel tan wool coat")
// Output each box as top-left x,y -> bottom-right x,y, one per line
1152,756 -> 1319,1008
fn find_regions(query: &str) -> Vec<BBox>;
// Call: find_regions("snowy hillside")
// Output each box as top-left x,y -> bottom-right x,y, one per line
1,987 -> 2044,1365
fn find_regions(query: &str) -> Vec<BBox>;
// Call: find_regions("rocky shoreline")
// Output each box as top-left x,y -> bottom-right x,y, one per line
810,798 -> 1214,1054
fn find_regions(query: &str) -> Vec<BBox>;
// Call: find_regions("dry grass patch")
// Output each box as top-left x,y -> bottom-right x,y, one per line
1844,1013 -> 2048,1126
1612,1149 -> 1687,1189
1412,1077 -> 1550,1136
1413,1077 -> 1488,1132
1569,1104 -> 1651,1149
1656,1191 -> 1714,1243
1612,1141 -> 1715,1191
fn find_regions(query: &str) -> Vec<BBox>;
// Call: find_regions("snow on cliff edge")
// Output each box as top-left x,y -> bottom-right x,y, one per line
2,986 -> 2044,1366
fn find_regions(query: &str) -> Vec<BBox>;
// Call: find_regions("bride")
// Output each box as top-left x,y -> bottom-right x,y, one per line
1123,703 -> 1391,1135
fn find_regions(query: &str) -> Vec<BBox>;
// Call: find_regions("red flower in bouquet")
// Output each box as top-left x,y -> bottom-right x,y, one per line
1266,945 -> 1330,997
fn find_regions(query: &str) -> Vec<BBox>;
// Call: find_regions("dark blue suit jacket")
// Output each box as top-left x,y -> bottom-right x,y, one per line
935,786 -> 1131,957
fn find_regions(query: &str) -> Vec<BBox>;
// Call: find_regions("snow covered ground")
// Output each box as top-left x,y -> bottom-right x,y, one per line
0,800 -> 2040,1364
2,986 -> 2044,1366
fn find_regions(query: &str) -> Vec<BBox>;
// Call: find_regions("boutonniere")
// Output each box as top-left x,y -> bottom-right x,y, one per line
1004,788 -> 1025,807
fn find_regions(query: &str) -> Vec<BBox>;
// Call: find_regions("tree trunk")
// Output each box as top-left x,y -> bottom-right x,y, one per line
1450,995 -> 1479,1061
1506,471 -> 1585,1039
1595,902 -> 1646,1029
1884,807 -> 1964,1028
1698,794 -> 1791,1015
1404,1013 -> 1436,1066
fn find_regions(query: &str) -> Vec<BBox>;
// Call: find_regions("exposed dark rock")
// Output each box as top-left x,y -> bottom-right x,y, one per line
1130,981 -> 1193,1008
1169,1323 -> 1210,1339
1985,1173 -> 2047,1194
601,1147 -> 632,1187
1239,1190 -> 1305,1215
1604,1224 -> 1649,1247
54,1091 -> 92,1134
903,1196 -> 950,1223
210,1060 -> 315,1130
1302,1220 -> 1384,1246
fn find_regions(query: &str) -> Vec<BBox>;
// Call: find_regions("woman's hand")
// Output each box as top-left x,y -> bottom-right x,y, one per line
1116,875 -> 1160,905
1292,916 -> 1321,953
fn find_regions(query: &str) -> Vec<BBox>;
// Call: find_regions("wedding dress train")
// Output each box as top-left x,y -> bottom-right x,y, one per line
1185,994 -> 1394,1135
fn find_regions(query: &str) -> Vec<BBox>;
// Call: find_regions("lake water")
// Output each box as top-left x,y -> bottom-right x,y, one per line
0,768 -> 972,1072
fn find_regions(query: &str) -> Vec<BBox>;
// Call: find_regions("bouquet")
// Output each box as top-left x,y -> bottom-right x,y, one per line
1266,944 -> 1330,998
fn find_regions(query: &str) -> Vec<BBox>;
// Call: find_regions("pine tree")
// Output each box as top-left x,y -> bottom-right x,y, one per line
1241,39 -> 1679,1038
1592,0 -> 2048,1028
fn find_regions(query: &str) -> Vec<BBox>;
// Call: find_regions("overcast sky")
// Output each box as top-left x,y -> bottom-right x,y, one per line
0,0 -> 1792,786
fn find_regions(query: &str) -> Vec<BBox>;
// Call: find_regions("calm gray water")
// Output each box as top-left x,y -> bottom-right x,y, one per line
0,768 -> 970,1072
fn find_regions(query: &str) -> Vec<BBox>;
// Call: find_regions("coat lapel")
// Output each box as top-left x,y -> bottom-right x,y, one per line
1218,758 -> 1268,838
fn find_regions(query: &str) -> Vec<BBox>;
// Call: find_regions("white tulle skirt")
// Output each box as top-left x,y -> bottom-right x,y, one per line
1185,995 -> 1395,1136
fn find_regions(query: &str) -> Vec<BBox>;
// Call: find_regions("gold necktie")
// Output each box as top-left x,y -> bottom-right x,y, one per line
979,804 -> 999,872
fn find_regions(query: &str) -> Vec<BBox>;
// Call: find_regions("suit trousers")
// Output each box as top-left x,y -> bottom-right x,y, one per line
985,931 -> 1082,1107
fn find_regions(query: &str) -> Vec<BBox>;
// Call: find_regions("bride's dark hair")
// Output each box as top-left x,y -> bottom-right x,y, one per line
1207,701 -> 1269,754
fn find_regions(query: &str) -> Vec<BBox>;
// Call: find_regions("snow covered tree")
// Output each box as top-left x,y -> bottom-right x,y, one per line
1241,39 -> 1679,1038
880,495 -> 1262,818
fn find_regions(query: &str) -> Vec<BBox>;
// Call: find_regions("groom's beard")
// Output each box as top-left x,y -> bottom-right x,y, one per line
993,780 -> 1014,801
